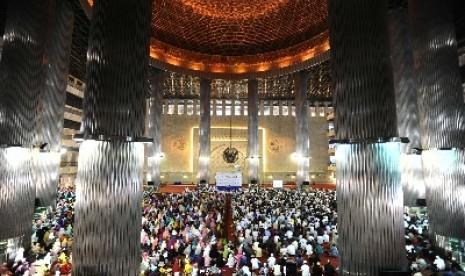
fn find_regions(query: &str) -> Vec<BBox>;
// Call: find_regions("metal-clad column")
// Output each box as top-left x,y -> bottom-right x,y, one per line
294,71 -> 310,188
72,0 -> 152,274
198,78 -> 211,189
147,68 -> 164,190
387,8 -> 425,207
328,0 -> 406,274
36,0 -> 75,208
0,0 -> 49,242
409,0 -> 465,240
247,79 -> 259,187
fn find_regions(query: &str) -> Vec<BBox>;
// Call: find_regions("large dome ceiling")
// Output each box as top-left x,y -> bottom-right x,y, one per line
82,0 -> 330,78
152,0 -> 328,56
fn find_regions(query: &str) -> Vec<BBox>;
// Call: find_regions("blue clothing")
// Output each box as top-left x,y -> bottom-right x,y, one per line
315,245 -> 324,255
329,246 -> 339,257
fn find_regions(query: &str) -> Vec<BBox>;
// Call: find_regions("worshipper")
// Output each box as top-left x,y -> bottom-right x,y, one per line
412,268 -> 422,276
253,243 -> 263,258
314,244 -> 324,256
324,259 -> 336,276
172,259 -> 181,276
272,262 -> 282,276
184,261 -> 193,275
226,253 -> 235,268
301,260 -> 311,276
285,255 -> 297,275
191,263 -> 200,276
322,231 -> 330,243
305,242 -> 314,256
241,264 -> 252,276
267,253 -> 276,268
313,261 -> 324,276
250,255 -> 260,271
328,244 -> 339,258
415,256 -> 428,271
433,255 -> 446,271
208,260 -> 221,275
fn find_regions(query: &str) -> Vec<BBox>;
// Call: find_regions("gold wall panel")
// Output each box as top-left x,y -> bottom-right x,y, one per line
159,113 -> 329,183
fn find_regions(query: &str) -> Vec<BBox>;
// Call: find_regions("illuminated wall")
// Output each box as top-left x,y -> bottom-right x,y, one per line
157,111 -> 330,184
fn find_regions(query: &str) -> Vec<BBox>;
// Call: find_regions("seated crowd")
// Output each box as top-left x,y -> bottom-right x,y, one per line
2,185 -> 464,275
139,189 -> 227,275
404,210 -> 465,275
230,188 -> 339,276
1,187 -> 75,275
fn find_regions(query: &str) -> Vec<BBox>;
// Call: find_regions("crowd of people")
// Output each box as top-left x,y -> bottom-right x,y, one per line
1,185 -> 465,275
229,188 -> 339,276
139,188 -> 227,275
404,209 -> 465,275
0,187 -> 75,275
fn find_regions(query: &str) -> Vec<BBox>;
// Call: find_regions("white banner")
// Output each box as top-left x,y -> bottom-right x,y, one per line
215,172 -> 242,187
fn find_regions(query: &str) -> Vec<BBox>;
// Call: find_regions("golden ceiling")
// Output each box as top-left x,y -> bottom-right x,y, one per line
84,0 -> 330,78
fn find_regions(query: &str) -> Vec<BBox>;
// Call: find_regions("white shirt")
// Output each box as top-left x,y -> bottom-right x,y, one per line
227,255 -> 235,267
273,264 -> 281,276
287,244 -> 296,256
323,233 -> 330,243
301,264 -> 311,276
305,244 -> 313,255
241,266 -> 252,276
434,258 -> 445,270
267,256 -> 276,267
251,257 -> 260,270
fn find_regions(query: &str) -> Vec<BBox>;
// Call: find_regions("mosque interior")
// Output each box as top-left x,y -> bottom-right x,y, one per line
0,0 -> 465,275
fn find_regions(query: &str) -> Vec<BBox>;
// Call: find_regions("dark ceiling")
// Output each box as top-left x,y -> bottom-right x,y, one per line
0,0 -> 464,83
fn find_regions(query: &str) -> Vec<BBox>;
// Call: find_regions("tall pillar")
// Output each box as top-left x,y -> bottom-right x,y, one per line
0,0 -> 49,242
387,8 -> 425,207
72,0 -> 152,274
328,0 -> 406,274
147,68 -> 164,190
409,0 -> 465,240
247,79 -> 259,186
198,78 -> 211,189
36,0 -> 75,208
294,71 -> 310,188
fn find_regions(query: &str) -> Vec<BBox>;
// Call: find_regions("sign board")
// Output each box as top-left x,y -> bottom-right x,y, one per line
215,172 -> 242,187
272,180 -> 283,188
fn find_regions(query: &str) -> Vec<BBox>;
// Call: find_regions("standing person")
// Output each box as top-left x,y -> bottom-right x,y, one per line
313,261 -> 324,276
172,259 -> 181,276
324,260 -> 336,276
301,260 -> 311,276
227,253 -> 235,268
251,255 -> 261,271
272,262 -> 281,276
267,253 -> 276,268
285,255 -> 297,276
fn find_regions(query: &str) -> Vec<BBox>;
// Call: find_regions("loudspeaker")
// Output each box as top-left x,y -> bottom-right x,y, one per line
147,181 -> 154,186
35,198 -> 40,207
416,198 -> 427,207
302,181 -> 310,186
